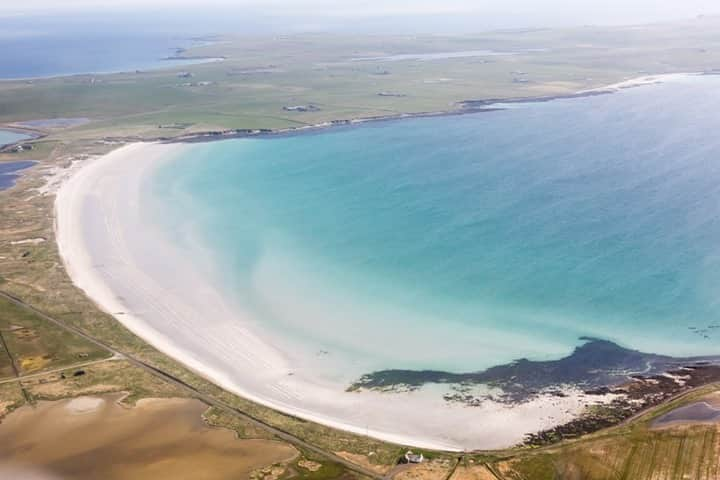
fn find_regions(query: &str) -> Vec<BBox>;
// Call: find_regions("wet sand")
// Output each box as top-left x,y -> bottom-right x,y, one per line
0,394 -> 297,480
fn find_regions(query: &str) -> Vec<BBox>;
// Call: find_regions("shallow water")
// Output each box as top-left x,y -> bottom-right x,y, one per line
0,161 -> 36,191
652,402 -> 720,426
0,395 -> 296,480
0,130 -> 30,147
147,75 -> 720,377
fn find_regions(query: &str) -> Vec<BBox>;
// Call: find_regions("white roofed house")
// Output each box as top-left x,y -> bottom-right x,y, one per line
404,451 -> 424,464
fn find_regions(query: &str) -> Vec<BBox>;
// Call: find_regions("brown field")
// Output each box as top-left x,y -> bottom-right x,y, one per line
394,458 -> 457,480
449,464 -> 498,480
335,451 -> 394,475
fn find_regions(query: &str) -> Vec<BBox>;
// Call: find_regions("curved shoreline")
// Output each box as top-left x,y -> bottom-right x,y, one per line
54,143 -> 460,450
55,142 -> 617,451
51,72 -> 709,451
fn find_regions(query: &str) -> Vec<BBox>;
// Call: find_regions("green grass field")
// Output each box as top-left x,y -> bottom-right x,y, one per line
3,18 -> 720,142
495,424 -> 720,480
0,296 -> 110,378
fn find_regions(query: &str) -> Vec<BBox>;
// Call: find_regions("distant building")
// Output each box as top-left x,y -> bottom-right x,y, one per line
10,144 -> 33,153
404,451 -> 424,464
177,81 -> 214,87
283,105 -> 320,112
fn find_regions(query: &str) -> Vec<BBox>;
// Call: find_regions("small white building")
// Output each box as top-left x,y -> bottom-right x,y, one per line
404,451 -> 424,464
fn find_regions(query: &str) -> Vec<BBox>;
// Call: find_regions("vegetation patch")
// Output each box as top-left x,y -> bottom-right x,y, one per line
0,296 -> 110,376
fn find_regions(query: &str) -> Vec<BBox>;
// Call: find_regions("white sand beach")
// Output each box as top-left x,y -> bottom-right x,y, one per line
579,72 -> 699,94
55,142 -> 616,451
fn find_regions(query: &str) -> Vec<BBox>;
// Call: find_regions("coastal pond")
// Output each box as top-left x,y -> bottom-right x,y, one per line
652,402 -> 720,427
0,129 -> 31,148
11,118 -> 91,129
0,394 -> 297,480
652,393 -> 720,428
351,49 -> 519,61
0,161 -> 37,191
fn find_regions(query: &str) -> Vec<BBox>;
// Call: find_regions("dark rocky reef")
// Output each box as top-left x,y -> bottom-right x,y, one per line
524,363 -> 720,446
348,338 -> 720,402
348,338 -> 720,447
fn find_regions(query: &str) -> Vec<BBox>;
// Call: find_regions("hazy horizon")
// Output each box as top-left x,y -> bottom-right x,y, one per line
2,1 -> 720,35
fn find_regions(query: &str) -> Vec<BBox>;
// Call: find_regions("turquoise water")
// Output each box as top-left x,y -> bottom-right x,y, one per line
148,75 -> 720,374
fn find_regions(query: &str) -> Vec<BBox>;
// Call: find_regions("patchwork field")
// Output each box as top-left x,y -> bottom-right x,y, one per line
0,296 -> 109,378
493,424 -> 719,480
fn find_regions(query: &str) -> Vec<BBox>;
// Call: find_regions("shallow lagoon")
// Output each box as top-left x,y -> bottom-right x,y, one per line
0,130 -> 30,148
0,161 -> 36,191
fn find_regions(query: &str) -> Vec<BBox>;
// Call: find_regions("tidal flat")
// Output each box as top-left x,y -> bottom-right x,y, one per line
0,394 -> 297,480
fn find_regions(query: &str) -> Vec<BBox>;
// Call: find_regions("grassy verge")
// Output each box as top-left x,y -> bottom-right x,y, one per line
0,296 -> 110,377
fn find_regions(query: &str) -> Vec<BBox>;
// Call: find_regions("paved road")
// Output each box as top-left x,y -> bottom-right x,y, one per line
0,290 -> 389,480
0,356 -> 121,385
0,325 -> 32,402
0,329 -> 21,379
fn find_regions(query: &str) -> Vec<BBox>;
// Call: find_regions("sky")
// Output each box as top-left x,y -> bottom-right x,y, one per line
2,0 -> 720,33
4,0 -> 720,17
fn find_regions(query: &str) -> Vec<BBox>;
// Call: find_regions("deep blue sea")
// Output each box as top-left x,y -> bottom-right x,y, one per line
147,75 -> 720,373
0,24 -> 214,79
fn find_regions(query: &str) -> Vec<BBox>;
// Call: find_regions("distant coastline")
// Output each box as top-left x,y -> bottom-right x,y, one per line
0,33 -> 225,81
0,56 -> 226,83
141,72 -> 706,146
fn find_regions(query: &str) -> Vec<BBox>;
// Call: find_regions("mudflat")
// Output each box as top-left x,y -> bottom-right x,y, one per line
0,394 -> 297,480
